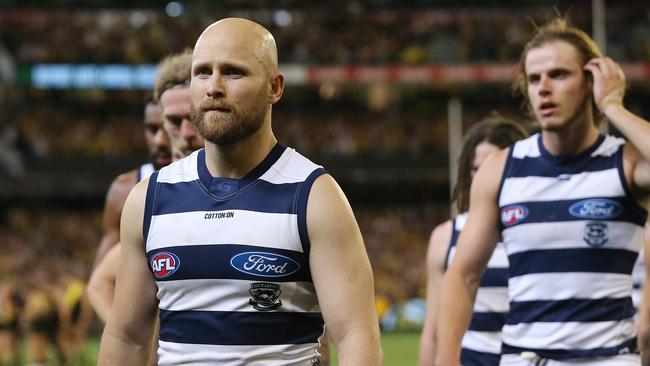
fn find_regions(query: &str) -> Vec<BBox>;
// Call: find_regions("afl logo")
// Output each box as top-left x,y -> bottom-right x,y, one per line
501,205 -> 529,227
569,199 -> 622,219
150,252 -> 180,279
230,252 -> 300,278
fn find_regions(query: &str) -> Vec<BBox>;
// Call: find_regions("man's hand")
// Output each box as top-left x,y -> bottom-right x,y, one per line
584,57 -> 626,113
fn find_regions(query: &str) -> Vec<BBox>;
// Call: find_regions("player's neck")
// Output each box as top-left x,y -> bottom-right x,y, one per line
541,121 -> 600,157
203,123 -> 277,179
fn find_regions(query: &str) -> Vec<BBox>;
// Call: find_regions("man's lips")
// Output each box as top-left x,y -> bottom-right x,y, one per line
539,102 -> 557,116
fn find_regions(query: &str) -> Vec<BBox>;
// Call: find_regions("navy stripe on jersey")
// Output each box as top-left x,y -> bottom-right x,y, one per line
143,170 -> 159,243
468,312 -> 507,332
501,337 -> 638,359
159,309 -> 324,346
500,197 -> 647,228
479,268 -> 509,287
507,149 -> 616,179
297,168 -> 326,256
507,297 -> 635,324
154,180 -> 300,215
461,348 -> 500,366
508,248 -> 638,277
148,244 -> 312,283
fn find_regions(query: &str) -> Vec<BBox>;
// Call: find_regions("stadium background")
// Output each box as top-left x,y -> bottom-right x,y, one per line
0,0 -> 649,364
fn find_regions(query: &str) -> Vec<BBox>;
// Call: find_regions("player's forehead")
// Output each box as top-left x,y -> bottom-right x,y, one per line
193,40 -> 263,72
525,41 -> 582,75
193,21 -> 275,74
144,103 -> 163,123
160,87 -> 191,112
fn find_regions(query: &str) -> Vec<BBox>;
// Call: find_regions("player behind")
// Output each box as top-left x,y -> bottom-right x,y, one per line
436,18 -> 650,365
91,96 -> 171,268
419,115 -> 527,366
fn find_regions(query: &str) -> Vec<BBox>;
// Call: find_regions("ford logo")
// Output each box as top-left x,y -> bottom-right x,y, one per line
569,199 -> 622,219
230,252 -> 300,278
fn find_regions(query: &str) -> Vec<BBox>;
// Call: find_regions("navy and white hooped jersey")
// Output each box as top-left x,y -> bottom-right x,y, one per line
137,162 -> 155,182
498,133 -> 648,359
144,144 -> 326,365
445,213 -> 509,365
632,248 -> 645,313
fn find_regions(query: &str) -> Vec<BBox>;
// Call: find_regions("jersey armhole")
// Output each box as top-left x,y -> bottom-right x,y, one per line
296,168 -> 326,263
442,218 -> 457,271
143,171 -> 160,245
496,147 -> 515,232
616,145 -> 649,219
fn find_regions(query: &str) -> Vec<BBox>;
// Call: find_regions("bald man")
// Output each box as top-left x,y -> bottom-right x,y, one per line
98,18 -> 382,366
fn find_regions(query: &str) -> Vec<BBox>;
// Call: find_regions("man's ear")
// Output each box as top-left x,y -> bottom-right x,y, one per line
268,73 -> 285,104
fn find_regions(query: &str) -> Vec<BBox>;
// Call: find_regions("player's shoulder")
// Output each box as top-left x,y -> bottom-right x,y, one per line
266,146 -> 323,182
471,147 -> 510,197
104,168 -> 139,205
431,219 -> 453,246
110,168 -> 139,191
428,219 -> 453,267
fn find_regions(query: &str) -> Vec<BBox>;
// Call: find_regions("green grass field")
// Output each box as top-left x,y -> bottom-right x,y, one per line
331,331 -> 420,366
26,331 -> 420,365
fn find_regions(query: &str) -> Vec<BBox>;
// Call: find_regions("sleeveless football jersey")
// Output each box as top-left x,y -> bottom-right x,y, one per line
144,144 -> 325,365
138,162 -> 155,182
446,213 -> 509,365
498,134 -> 647,359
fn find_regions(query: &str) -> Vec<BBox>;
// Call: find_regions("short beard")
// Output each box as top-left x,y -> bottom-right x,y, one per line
191,96 -> 268,145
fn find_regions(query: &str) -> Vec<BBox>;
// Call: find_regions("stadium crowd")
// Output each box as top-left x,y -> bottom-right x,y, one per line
0,4 -> 648,65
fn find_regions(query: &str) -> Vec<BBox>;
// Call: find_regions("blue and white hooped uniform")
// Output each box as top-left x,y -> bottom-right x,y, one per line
446,213 -> 509,366
144,144 -> 325,365
498,133 -> 647,361
137,162 -> 155,182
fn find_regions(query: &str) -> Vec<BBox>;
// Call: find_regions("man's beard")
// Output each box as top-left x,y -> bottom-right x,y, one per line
151,150 -> 171,170
191,95 -> 268,145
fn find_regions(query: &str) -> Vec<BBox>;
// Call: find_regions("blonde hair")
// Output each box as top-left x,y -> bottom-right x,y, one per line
153,48 -> 192,101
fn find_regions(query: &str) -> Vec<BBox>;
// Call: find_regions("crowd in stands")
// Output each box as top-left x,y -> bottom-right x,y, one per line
0,4 -> 649,65
5,88 -> 529,164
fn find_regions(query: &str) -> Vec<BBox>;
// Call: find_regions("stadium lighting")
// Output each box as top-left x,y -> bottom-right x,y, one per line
165,2 -> 184,18
273,10 -> 292,27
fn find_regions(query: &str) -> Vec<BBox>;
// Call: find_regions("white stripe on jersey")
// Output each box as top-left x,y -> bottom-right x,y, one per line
508,272 -> 631,302
499,169 -> 624,206
157,279 -> 321,313
503,221 -> 644,255
147,210 -> 301,252
156,151 -> 200,184
474,287 -> 509,313
461,330 -> 502,354
259,150 -> 323,185
139,163 -> 155,182
499,354 -> 640,365
157,341 -> 320,366
502,318 -> 635,350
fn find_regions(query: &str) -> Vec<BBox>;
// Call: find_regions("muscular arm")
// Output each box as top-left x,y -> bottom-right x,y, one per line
307,174 -> 383,366
98,179 -> 159,366
435,151 -> 506,366
94,171 -> 137,267
419,220 -> 452,366
584,58 -> 650,191
88,244 -> 121,323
